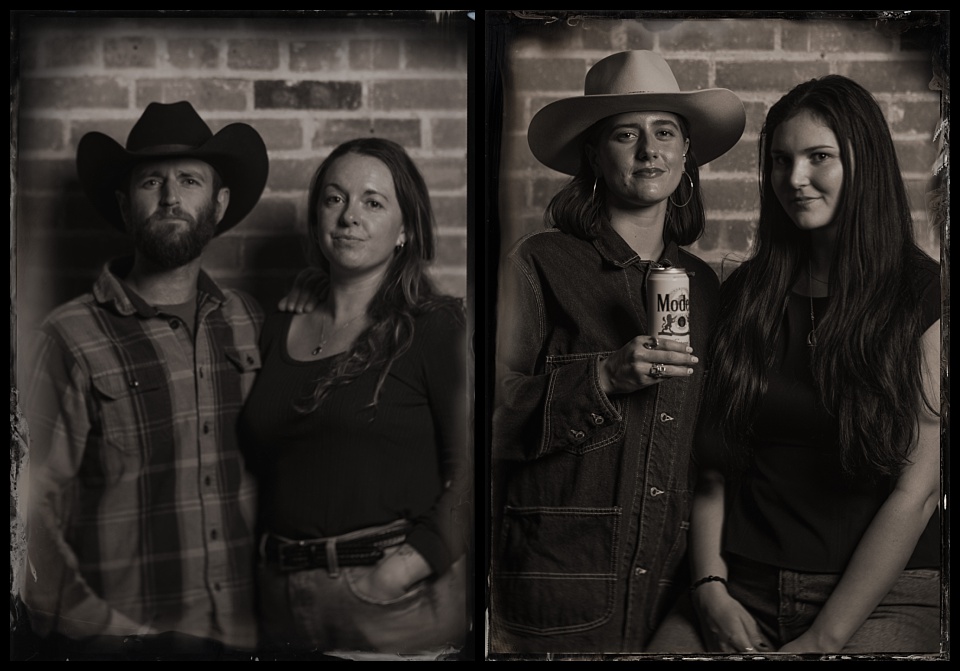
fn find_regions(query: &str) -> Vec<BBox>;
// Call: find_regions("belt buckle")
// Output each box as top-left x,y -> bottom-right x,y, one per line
277,539 -> 326,572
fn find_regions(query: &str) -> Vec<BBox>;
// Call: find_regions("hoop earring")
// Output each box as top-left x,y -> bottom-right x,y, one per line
668,171 -> 694,208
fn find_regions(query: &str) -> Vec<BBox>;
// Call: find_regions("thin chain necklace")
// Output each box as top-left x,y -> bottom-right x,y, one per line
311,310 -> 366,356
806,263 -> 827,349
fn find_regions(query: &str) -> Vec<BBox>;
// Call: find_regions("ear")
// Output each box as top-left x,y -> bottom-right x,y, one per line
396,228 -> 408,247
214,187 -> 231,224
683,138 -> 691,164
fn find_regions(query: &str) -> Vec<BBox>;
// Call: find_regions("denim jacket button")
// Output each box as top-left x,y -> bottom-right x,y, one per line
570,429 -> 585,440
634,567 -> 647,576
591,413 -> 604,425
650,487 -> 665,497
659,412 -> 674,423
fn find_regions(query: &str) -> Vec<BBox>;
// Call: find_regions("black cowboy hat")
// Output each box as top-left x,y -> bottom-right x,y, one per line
76,100 -> 269,234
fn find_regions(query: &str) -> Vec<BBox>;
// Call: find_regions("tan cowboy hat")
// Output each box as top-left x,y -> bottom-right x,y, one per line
528,50 -> 746,175
76,100 -> 269,234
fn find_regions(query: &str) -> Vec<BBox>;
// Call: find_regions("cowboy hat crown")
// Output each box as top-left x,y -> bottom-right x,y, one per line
528,50 -> 746,175
77,100 -> 269,234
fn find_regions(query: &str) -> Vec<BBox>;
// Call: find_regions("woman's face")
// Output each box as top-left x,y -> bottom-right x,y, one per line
587,111 -> 690,211
315,152 -> 407,280
770,109 -> 845,232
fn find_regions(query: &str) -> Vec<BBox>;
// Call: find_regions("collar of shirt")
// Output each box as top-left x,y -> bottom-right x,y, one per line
591,221 -> 681,270
92,256 -> 228,318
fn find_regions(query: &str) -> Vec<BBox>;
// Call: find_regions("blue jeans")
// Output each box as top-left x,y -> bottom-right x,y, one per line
647,554 -> 941,654
257,522 -> 467,657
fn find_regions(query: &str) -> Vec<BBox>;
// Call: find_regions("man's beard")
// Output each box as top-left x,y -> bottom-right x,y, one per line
131,201 -> 219,270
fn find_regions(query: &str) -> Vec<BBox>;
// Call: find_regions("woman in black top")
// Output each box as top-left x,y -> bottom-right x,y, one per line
649,75 -> 941,654
238,138 -> 470,658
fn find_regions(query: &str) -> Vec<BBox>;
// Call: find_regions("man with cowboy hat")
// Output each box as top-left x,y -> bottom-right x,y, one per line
23,101 -> 268,655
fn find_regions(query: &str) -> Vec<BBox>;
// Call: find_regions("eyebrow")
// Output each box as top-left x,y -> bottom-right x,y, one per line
771,144 -> 838,154
133,167 -> 208,181
613,117 -> 681,128
324,183 -> 392,201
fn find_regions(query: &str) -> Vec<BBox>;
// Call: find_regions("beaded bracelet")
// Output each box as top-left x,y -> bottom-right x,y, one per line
690,575 -> 727,592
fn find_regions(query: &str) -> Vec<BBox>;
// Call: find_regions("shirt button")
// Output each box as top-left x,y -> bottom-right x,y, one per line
214,583 -> 221,592
660,413 -> 674,423
203,422 -> 210,434
170,319 -> 180,329
204,475 -> 212,486
590,413 -> 604,425
199,367 -> 204,378
650,487 -> 665,497
128,379 -> 139,388
211,529 -> 218,540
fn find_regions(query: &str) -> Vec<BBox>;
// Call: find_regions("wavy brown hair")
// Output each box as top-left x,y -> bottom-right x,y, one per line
707,75 -> 939,478
296,137 -> 464,413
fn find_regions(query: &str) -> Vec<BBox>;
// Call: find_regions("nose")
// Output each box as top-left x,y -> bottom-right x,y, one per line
635,131 -> 657,159
339,200 -> 361,226
788,160 -> 810,189
160,180 -> 180,206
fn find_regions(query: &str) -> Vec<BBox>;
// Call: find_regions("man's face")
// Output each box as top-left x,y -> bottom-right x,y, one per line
117,158 -> 230,270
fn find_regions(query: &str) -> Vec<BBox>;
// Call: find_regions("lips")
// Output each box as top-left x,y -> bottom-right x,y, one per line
633,168 -> 665,177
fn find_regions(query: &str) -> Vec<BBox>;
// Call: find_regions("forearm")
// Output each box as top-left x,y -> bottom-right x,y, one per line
689,469 -> 728,582
802,487 -> 937,651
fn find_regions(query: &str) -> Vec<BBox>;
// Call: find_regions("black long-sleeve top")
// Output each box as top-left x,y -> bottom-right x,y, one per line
238,307 -> 471,575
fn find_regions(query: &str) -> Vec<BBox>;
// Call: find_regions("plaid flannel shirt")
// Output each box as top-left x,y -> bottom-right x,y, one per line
23,258 -> 263,650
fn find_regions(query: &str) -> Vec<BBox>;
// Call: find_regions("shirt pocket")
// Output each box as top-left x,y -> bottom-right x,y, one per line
224,345 -> 262,397
494,505 -> 621,635
90,361 -> 174,461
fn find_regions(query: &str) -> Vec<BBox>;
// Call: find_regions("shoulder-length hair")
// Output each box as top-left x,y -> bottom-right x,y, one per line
544,114 -> 706,247
298,137 -> 464,412
708,74 -> 938,478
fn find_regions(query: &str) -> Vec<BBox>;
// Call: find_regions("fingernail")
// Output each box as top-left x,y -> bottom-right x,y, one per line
687,368 -> 693,375
685,346 -> 693,353
691,356 -> 699,363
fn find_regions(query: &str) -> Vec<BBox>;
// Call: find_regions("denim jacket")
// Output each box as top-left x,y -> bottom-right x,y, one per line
490,224 -> 719,652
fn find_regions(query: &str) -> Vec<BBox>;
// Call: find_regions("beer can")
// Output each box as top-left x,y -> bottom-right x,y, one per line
647,267 -> 690,344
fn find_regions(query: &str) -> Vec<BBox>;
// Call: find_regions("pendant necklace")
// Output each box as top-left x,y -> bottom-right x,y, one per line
311,310 -> 366,356
806,263 -> 827,349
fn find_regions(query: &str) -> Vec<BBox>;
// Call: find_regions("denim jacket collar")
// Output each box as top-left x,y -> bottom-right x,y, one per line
591,222 -> 683,271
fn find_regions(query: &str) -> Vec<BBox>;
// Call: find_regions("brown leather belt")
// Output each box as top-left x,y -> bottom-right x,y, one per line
263,524 -> 410,573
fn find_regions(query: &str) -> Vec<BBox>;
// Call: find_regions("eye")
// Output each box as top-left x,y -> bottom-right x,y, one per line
811,152 -> 833,163
366,199 -> 384,210
323,194 -> 344,206
656,128 -> 676,138
614,130 -> 637,142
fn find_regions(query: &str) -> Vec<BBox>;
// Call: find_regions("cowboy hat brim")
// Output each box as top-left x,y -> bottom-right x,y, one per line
528,88 -> 746,176
77,122 -> 269,234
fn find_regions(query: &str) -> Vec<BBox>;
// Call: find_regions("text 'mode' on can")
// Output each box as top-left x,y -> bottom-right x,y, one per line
647,267 -> 690,344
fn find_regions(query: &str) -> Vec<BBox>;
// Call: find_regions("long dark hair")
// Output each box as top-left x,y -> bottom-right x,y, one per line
297,137 -> 464,412
544,114 -> 706,246
708,74 -> 938,478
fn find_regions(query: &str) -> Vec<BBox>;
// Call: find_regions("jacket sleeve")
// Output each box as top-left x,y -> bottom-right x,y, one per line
492,251 -> 623,463
23,328 -> 145,640
405,309 -> 473,576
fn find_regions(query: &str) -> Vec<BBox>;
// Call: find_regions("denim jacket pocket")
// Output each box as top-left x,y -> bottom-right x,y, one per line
495,505 -> 621,635
544,351 -> 626,456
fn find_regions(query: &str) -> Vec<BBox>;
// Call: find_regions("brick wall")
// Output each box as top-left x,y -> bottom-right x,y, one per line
13,12 -> 472,345
488,13 -> 947,279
